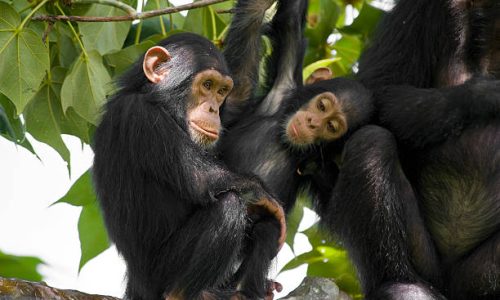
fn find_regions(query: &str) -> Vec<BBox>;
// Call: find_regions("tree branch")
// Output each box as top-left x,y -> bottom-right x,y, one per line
0,277 -> 120,300
32,0 -> 230,23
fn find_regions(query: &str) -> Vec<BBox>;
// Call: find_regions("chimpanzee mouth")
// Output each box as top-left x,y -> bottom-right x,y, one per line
190,121 -> 219,140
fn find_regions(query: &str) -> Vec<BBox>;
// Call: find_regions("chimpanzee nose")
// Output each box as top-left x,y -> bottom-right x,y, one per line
209,104 -> 218,114
307,116 -> 318,129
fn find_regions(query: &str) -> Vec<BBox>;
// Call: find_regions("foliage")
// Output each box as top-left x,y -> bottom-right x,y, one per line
0,0 -> 385,296
0,250 -> 44,281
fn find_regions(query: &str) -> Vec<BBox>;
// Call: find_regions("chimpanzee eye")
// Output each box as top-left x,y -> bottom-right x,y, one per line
218,87 -> 228,96
317,99 -> 326,112
203,80 -> 212,90
327,121 -> 337,132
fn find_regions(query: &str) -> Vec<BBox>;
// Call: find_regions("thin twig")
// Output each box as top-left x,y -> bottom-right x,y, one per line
32,0 -> 230,23
215,8 -> 234,14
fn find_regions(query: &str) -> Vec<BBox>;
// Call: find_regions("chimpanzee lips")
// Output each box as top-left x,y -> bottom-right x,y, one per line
190,121 -> 219,140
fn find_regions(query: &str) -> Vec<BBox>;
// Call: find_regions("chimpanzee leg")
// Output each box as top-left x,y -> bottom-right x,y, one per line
233,218 -> 281,299
126,192 -> 247,300
325,125 -> 443,299
448,230 -> 500,300
171,192 -> 248,299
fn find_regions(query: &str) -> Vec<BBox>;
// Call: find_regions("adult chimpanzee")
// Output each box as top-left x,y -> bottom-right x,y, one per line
220,0 -> 373,215
320,0 -> 500,299
92,33 -> 287,300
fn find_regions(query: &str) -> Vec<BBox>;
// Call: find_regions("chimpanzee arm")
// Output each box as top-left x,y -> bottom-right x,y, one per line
223,0 -> 273,111
377,77 -> 500,149
257,0 -> 308,115
114,97 -> 262,206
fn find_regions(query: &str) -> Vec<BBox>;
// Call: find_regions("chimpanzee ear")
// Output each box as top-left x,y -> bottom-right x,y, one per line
143,46 -> 172,83
305,67 -> 333,85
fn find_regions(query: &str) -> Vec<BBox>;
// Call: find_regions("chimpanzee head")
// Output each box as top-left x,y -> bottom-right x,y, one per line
121,33 -> 234,149
281,69 -> 372,148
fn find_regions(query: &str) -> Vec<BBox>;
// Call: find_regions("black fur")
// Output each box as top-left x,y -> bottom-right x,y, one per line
219,0 -> 373,218
321,0 -> 500,299
93,33 -> 280,300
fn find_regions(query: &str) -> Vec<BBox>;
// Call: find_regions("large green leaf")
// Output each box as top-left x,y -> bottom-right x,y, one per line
105,40 -> 156,76
54,23 -> 79,68
183,6 -> 223,40
0,250 -> 44,281
0,2 -> 50,114
55,170 -> 95,207
25,68 -> 71,167
61,51 -> 111,125
78,4 -> 131,55
54,170 -> 110,270
78,201 -> 110,271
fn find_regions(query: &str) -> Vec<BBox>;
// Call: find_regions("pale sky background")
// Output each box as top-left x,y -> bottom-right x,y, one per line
0,0 -> 393,298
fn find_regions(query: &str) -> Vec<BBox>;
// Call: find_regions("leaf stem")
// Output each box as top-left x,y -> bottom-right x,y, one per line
155,0 -> 167,36
55,3 -> 88,58
19,0 -> 50,30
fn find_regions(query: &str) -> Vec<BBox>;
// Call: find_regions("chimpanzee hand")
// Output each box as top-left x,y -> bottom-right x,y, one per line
246,194 -> 287,250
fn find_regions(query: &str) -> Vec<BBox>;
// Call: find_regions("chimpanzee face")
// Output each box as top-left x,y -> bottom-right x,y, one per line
186,69 -> 233,147
284,91 -> 347,147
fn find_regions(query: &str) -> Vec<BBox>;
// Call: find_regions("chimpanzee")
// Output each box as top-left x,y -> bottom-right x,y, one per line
92,32 -> 287,300
320,0 -> 500,299
219,0 -> 373,216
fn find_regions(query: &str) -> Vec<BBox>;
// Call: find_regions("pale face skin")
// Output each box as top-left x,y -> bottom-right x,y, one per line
285,91 -> 347,146
187,69 -> 234,147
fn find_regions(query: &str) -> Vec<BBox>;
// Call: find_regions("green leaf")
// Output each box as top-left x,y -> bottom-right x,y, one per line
306,246 -> 361,296
332,34 -> 362,69
54,23 -> 79,68
281,249 -> 326,271
25,68 -> 71,167
304,0 -> 340,65
105,40 -> 156,76
0,102 -> 16,139
302,223 -> 330,248
144,0 -> 185,30
303,57 -> 342,81
78,201 -> 110,271
78,4 -> 131,55
285,196 -> 305,250
55,170 -> 96,207
183,7 -> 218,40
61,51 -> 111,125
0,250 -> 44,281
0,93 -> 36,154
0,2 -> 50,114
340,3 -> 384,38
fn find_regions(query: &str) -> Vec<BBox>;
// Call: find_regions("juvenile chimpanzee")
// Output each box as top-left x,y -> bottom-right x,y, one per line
92,33 -> 287,300
220,0 -> 373,215
320,0 -> 500,299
